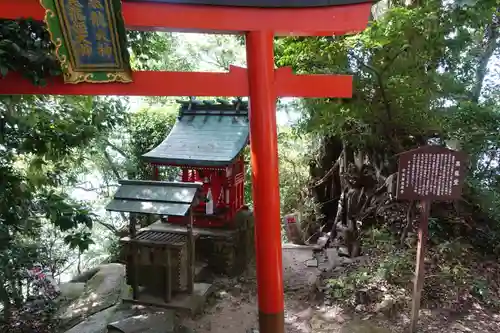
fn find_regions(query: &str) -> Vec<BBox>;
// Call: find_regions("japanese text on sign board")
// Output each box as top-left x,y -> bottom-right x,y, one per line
60,0 -> 118,68
396,147 -> 466,201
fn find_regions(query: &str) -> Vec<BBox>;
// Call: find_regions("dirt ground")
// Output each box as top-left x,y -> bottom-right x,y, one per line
179,245 -> 500,333
181,245 -> 318,333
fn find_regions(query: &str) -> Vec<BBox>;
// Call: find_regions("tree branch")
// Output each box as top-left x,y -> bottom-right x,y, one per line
103,150 -> 122,180
102,150 -> 129,222
352,54 -> 393,123
95,220 -> 121,235
105,139 -> 129,158
74,184 -> 119,192
313,155 -> 341,187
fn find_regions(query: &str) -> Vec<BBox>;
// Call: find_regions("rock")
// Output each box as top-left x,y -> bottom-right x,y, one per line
295,307 -> 314,321
325,248 -> 342,269
334,266 -> 346,273
108,309 -> 176,333
231,285 -> 242,297
399,313 -> 410,324
354,255 -> 369,264
58,263 -> 126,330
296,321 -> 313,333
320,307 -> 349,324
355,304 -> 366,312
374,295 -> 395,316
317,236 -> 330,248
307,273 -> 319,287
310,314 -> 343,331
338,247 -> 350,257
64,305 -> 117,333
450,323 -> 472,332
217,290 -> 230,299
340,257 -> 354,265
59,282 -> 85,301
69,267 -> 100,283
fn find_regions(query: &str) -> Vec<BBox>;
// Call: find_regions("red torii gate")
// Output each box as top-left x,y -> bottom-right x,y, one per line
0,0 -> 373,331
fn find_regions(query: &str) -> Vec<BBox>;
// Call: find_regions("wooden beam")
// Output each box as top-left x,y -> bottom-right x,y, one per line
0,0 -> 372,36
0,68 -> 248,97
0,66 -> 353,98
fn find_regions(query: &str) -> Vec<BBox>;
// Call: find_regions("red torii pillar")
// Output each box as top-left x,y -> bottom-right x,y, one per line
246,30 -> 283,331
0,1 -> 373,331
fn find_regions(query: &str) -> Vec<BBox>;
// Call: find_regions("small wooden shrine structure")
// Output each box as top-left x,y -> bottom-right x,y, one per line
106,180 -> 208,312
104,99 -> 254,311
143,99 -> 249,229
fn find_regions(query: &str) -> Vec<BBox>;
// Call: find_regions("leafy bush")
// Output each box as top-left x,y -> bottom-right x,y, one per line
1,298 -> 60,333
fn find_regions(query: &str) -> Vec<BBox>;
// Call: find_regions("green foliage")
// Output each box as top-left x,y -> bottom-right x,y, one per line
241,124 -> 312,217
275,0 -> 500,247
0,92 -> 127,320
72,104 -> 180,260
127,31 -> 193,72
328,228 -> 500,311
277,128 -> 311,215
275,0 -> 499,151
327,268 -> 372,300
363,229 -> 414,285
126,106 -> 179,179
82,104 -> 179,190
127,31 -> 170,69
375,251 -> 414,285
0,19 -> 61,85
185,34 -> 246,70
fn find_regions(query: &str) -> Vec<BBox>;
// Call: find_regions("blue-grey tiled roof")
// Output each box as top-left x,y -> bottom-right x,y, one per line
105,180 -> 202,216
142,101 -> 249,167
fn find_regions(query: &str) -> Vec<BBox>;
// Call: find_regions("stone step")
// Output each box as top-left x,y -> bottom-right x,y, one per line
194,261 -> 210,282
107,309 -> 176,333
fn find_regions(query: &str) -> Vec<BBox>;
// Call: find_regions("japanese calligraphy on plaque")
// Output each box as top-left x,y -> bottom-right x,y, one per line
396,146 -> 467,201
40,0 -> 132,84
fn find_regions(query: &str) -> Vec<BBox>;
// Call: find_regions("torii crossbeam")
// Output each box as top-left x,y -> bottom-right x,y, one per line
0,1 -> 373,332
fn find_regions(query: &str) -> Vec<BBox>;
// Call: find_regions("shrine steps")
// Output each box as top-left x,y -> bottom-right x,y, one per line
122,282 -> 213,316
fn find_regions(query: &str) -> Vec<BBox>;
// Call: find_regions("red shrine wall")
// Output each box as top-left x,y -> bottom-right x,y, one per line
163,155 -> 246,228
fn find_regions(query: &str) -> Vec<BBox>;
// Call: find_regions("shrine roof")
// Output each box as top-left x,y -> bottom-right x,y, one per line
105,180 -> 202,216
142,100 -> 249,167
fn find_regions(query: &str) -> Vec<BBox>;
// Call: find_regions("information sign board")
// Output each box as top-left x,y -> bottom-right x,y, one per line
396,146 -> 467,201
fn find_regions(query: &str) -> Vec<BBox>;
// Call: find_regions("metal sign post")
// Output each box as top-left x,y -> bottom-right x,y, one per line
396,146 -> 467,333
